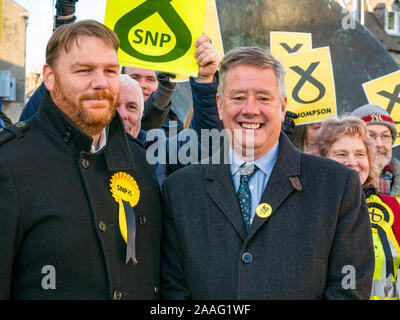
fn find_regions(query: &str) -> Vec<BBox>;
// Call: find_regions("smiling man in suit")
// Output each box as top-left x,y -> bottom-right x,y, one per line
160,46 -> 375,300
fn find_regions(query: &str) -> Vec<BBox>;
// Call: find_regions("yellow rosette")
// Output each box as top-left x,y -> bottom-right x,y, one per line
110,172 -> 140,264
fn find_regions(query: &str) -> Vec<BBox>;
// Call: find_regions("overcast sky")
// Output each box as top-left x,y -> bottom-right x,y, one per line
14,0 -> 107,73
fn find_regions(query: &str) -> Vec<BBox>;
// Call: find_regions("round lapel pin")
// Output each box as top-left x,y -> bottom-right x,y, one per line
256,203 -> 273,219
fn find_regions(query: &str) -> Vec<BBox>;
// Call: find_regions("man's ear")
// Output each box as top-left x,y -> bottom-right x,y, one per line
280,96 -> 287,122
43,64 -> 55,91
216,93 -> 224,121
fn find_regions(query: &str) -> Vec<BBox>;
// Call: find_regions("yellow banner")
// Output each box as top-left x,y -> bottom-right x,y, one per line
270,31 -> 312,58
172,0 -> 224,83
204,0 -> 224,63
278,47 -> 337,124
104,0 -> 207,76
362,70 -> 400,146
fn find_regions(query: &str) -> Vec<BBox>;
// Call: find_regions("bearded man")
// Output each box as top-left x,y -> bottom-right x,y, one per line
0,20 -> 162,299
352,104 -> 400,196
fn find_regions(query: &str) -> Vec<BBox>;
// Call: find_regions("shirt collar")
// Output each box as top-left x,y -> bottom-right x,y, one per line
230,141 -> 279,177
90,128 -> 107,153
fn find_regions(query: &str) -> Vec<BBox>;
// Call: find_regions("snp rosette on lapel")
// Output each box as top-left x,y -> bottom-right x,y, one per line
110,172 -> 140,264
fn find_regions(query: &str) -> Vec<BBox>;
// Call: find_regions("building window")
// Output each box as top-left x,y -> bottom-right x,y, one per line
386,9 -> 400,35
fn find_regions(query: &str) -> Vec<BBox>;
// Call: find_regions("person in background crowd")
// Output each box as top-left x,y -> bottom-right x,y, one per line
122,66 -> 183,137
305,122 -> 322,150
0,20 -> 162,300
117,34 -> 221,186
19,82 -> 46,122
309,115 -> 400,300
160,46 -> 374,300
287,121 -> 322,153
287,124 -> 307,151
183,106 -> 194,129
352,104 -> 400,197
118,74 -> 144,139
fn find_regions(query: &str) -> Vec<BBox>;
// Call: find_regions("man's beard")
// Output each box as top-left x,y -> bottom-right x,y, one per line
52,74 -> 119,136
375,146 -> 392,172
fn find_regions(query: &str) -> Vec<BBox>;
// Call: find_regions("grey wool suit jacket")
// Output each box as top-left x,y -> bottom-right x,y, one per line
160,133 -> 375,300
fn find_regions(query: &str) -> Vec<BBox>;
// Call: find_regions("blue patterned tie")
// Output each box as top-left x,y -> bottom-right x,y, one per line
237,164 -> 258,233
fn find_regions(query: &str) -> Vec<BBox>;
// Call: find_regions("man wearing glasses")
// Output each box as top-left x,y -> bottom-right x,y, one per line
353,104 -> 400,196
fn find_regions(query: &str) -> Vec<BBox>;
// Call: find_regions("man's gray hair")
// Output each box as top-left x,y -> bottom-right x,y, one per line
217,46 -> 286,101
119,73 -> 144,118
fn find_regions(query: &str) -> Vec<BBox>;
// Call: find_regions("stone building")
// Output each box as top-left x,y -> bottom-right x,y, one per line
0,0 -> 28,123
337,0 -> 400,64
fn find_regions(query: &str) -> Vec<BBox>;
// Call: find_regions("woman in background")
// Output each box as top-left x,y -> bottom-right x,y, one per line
309,115 -> 400,300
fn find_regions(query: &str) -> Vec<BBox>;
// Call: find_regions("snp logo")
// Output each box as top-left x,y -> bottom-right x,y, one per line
41,265 -> 56,290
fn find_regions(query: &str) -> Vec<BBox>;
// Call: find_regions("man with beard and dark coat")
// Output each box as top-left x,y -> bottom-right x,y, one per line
0,20 -> 162,300
352,104 -> 400,197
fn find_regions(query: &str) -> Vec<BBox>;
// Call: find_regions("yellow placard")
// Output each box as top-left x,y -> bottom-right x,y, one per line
104,0 -> 207,77
170,74 -> 190,83
171,0 -> 224,83
270,31 -> 312,58
362,70 -> 400,146
278,47 -> 337,125
204,0 -> 224,63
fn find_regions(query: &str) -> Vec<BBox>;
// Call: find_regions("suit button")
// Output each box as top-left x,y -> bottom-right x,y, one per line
99,220 -> 107,232
113,290 -> 122,300
242,252 -> 253,264
139,215 -> 147,225
81,158 -> 89,169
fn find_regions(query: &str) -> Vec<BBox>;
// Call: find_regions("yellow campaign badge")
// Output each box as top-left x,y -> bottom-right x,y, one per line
269,31 -> 312,58
256,203 -> 273,219
110,172 -> 140,264
278,47 -> 337,125
104,0 -> 207,77
362,70 -> 400,146
367,198 -> 394,232
171,0 -> 224,83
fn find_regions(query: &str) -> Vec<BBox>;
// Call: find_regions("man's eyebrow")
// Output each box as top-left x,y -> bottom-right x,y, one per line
228,88 -> 273,94
70,62 -> 120,69
368,129 -> 391,135
331,149 -> 348,153
70,63 -> 90,69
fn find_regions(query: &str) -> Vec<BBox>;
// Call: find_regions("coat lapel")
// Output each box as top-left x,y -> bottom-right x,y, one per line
204,133 -> 302,241
248,133 -> 302,239
205,163 -> 248,241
